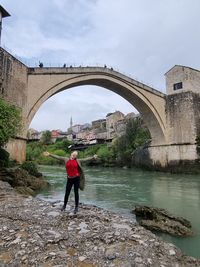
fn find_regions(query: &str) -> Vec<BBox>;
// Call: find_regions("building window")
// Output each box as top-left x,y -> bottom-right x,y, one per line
173,82 -> 183,91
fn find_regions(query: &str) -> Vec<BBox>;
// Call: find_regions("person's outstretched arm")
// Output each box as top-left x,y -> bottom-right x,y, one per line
79,154 -> 98,163
43,151 -> 69,163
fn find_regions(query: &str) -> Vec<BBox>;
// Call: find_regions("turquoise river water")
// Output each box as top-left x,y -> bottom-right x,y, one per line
37,165 -> 200,259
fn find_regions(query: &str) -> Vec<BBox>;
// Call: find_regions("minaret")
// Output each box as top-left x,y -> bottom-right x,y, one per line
70,116 -> 73,129
69,116 -> 73,133
0,5 -> 10,45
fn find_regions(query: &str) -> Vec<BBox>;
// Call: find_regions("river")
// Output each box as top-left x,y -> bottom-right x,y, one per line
37,165 -> 200,259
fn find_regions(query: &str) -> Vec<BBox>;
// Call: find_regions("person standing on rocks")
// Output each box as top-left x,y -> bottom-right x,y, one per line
43,151 -> 97,214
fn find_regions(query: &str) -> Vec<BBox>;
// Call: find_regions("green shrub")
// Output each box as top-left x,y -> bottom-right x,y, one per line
51,149 -> 66,156
53,138 -> 72,152
97,145 -> 114,163
75,145 -> 101,159
112,118 -> 151,166
26,141 -> 46,161
36,156 -> 59,165
40,130 -> 52,145
26,141 -> 70,165
79,144 -> 115,164
82,144 -> 101,157
21,161 -> 42,177
77,150 -> 85,158
0,98 -> 22,147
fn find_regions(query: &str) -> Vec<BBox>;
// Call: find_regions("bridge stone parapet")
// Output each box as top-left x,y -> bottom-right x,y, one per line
28,66 -> 165,98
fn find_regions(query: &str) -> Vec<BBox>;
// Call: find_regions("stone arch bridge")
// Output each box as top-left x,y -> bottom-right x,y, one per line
27,66 -> 166,146
1,48 -> 200,170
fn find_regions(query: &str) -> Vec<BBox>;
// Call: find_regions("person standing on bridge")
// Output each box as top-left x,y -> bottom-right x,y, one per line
43,151 -> 97,214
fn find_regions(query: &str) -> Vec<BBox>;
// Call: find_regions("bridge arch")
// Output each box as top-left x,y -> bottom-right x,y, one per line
27,68 -> 167,145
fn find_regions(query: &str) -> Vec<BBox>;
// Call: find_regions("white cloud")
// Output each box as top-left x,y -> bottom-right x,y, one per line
1,0 -> 200,130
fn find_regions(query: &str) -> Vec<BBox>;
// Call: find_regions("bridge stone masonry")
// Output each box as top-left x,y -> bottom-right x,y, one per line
1,47 -> 200,172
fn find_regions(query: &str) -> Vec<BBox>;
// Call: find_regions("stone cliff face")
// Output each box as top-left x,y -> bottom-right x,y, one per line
0,181 -> 199,267
0,167 -> 49,195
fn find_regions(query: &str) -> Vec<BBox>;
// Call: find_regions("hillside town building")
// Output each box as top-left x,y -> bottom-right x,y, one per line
27,112 -> 138,145
106,111 -> 125,139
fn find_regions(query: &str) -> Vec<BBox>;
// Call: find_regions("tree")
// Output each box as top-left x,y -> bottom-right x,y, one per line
0,98 -> 22,147
53,138 -> 72,152
112,117 -> 151,166
40,130 -> 52,145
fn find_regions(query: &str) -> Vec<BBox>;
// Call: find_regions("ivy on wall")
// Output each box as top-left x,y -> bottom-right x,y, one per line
0,98 -> 22,147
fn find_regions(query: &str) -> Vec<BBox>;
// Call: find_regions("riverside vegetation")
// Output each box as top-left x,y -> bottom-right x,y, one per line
0,98 -> 21,168
26,118 -> 151,168
0,98 -> 49,195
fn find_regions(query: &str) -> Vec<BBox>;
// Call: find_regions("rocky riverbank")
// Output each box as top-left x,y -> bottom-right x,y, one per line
0,181 -> 199,267
0,167 -> 49,195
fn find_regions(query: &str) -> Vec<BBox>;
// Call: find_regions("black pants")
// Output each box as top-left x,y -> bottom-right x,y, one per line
64,176 -> 80,207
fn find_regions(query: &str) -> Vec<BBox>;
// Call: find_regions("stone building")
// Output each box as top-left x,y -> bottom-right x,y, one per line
92,119 -> 106,131
165,65 -> 200,95
125,112 -> 138,120
81,123 -> 91,130
106,111 -> 125,139
76,129 -> 90,141
76,129 -> 96,143
27,129 -> 41,141
66,133 -> 74,141
96,132 -> 107,140
50,130 -> 68,143
71,124 -> 82,134
165,65 -> 200,145
115,119 -> 126,137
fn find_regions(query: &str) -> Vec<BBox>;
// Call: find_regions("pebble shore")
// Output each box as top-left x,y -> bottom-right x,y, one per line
0,181 -> 199,267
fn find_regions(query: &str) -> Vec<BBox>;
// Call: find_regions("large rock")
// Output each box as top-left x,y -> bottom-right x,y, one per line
0,167 -> 49,195
133,205 -> 193,236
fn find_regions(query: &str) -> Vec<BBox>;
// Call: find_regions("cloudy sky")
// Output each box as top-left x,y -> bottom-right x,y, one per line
1,0 -> 200,131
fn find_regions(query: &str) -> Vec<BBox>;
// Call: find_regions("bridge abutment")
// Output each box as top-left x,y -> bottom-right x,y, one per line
133,143 -> 199,173
133,66 -> 200,172
0,48 -> 28,162
4,138 -> 26,163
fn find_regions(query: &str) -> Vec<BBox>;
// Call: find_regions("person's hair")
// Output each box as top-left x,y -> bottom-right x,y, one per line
71,151 -> 78,157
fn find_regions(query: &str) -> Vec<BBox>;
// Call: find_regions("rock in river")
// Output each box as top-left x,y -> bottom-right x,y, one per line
133,205 -> 193,236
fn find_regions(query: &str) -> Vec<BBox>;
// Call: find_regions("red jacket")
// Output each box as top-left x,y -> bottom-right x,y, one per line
65,159 -> 80,178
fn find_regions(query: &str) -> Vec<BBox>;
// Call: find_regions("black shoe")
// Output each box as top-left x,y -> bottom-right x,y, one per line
74,207 -> 78,214
61,205 -> 66,211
